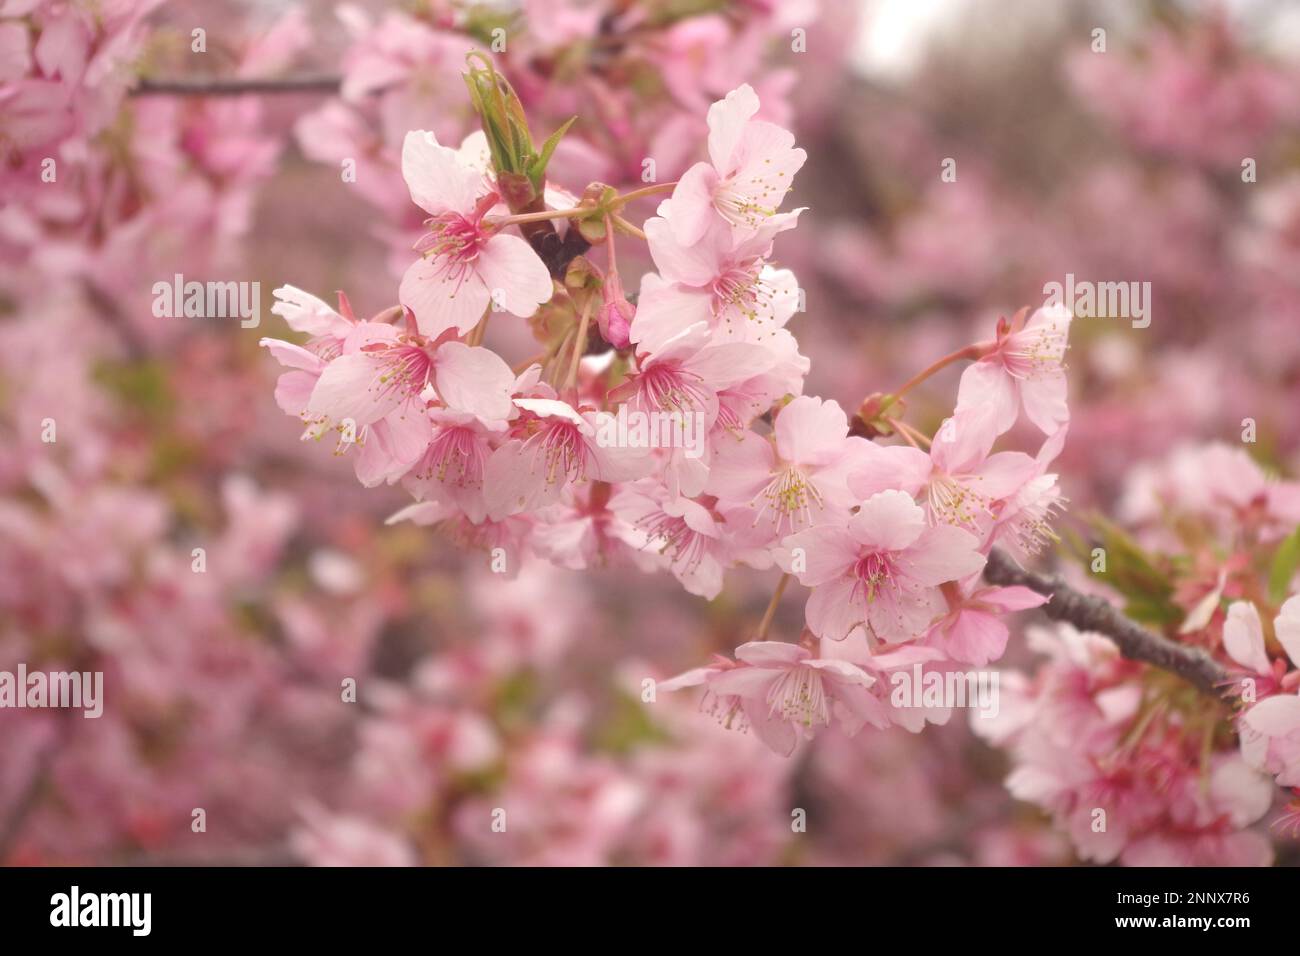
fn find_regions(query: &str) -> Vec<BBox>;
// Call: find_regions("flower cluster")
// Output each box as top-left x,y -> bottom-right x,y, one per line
266,77 -> 1075,761
974,443 -> 1300,864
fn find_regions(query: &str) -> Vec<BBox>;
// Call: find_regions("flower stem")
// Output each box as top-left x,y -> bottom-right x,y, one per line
756,573 -> 792,641
611,214 -> 647,241
612,181 -> 678,207
892,418 -> 932,448
564,295 -> 596,392
490,207 -> 592,227
893,343 -> 986,400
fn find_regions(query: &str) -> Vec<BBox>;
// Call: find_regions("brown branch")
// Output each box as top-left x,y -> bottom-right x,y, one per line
130,75 -> 342,97
983,548 -> 1230,696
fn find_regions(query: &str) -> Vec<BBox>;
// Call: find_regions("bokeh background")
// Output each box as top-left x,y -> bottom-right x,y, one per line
2,0 -> 1299,865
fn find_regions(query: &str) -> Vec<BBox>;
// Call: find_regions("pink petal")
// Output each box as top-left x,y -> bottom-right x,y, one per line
400,130 -> 479,215
903,525 -> 986,586
658,666 -> 717,692
1242,694 -> 1300,736
980,585 -> 1049,612
743,699 -> 798,756
399,257 -> 491,339
805,658 -> 875,688
476,233 -> 554,318
848,443 -> 931,500
484,441 -> 555,518
274,370 -> 317,417
774,396 -> 848,467
1223,602 -> 1270,675
805,576 -> 864,641
432,341 -> 515,422
706,83 -> 760,170
849,490 -> 926,552
708,667 -> 778,697
645,215 -> 724,287
307,353 -> 396,427
270,285 -> 348,337
704,429 -> 774,502
630,274 -> 712,355
1275,595 -> 1300,668
938,610 -> 1008,667
686,342 -> 774,390
734,640 -> 809,667
668,162 -> 719,247
1020,373 -> 1069,436
972,451 -> 1040,501
956,360 -> 1018,437
260,337 -> 323,373
778,526 -> 859,587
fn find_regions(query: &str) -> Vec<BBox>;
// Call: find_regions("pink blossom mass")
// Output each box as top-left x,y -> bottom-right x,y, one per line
3,0 -> 1300,888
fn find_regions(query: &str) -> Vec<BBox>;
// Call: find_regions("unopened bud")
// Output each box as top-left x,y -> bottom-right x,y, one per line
598,271 -> 635,350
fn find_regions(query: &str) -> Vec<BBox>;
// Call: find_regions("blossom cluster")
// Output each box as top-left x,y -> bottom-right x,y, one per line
264,78 -> 1075,761
6,0 -> 1299,869
975,443 -> 1300,865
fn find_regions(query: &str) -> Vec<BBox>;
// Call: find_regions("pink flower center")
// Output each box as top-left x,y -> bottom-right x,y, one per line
710,259 -> 776,332
766,665 -> 830,730
524,419 -> 590,487
637,510 -> 707,572
926,473 -> 994,530
416,211 -> 490,295
636,361 -> 711,415
852,550 -> 897,603
1000,321 -> 1069,381
1005,475 -> 1066,556
416,425 -> 485,488
750,465 -> 824,535
714,172 -> 785,232
367,342 -> 434,405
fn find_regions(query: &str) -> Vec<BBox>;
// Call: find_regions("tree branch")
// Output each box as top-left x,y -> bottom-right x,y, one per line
982,548 -> 1230,696
130,75 -> 342,97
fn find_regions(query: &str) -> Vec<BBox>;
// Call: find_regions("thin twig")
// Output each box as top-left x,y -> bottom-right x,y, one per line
131,74 -> 343,97
756,573 -> 792,641
982,548 -> 1230,696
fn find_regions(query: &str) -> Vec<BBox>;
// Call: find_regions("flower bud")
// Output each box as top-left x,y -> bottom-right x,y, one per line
597,270 -> 634,350
463,53 -> 575,207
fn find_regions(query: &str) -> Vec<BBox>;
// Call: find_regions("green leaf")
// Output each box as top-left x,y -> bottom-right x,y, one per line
1078,516 -> 1181,626
1269,526 -> 1300,603
527,116 -> 576,191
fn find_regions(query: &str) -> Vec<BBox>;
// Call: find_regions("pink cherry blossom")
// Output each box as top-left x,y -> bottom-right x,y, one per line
849,408 -> 1041,541
706,395 -> 870,540
611,480 -> 729,599
633,203 -> 802,348
484,399 -> 653,519
664,641 -> 877,756
779,489 -> 987,643
1235,596 -> 1300,786
397,130 -> 553,338
923,584 -> 1048,667
669,83 -> 807,246
956,304 -> 1072,437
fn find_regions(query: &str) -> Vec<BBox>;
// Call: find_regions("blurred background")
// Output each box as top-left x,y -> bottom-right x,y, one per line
2,0 -> 1299,865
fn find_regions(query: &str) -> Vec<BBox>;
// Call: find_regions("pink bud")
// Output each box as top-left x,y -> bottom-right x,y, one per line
597,271 -> 634,350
